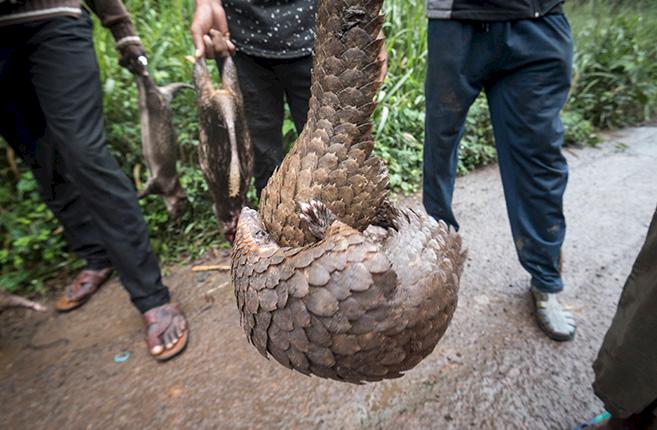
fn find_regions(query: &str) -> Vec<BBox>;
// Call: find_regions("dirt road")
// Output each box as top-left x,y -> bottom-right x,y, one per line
1,126 -> 655,429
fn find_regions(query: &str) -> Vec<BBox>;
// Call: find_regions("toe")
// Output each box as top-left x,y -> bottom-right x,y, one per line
164,331 -> 175,350
151,344 -> 164,355
179,315 -> 187,330
174,316 -> 186,337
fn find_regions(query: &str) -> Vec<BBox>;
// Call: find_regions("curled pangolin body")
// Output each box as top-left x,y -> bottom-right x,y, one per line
231,0 -> 466,383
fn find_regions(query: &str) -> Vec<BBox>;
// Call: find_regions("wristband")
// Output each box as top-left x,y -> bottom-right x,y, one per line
116,36 -> 142,50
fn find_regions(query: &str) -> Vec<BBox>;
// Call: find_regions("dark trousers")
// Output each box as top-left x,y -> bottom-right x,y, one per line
593,207 -> 657,419
0,12 -> 169,313
423,15 -> 573,293
221,52 -> 312,195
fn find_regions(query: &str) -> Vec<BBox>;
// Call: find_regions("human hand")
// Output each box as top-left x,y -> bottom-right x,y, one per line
118,41 -> 148,76
191,0 -> 236,59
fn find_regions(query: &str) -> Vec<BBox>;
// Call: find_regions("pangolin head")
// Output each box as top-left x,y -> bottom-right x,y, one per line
234,207 -> 276,249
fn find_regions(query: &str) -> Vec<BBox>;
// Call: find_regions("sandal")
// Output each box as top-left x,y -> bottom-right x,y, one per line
55,268 -> 113,312
144,303 -> 189,361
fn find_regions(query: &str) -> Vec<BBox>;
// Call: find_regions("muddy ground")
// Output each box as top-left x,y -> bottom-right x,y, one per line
1,126 -> 656,430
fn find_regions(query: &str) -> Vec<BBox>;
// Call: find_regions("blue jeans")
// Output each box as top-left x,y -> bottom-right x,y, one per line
423,15 -> 573,293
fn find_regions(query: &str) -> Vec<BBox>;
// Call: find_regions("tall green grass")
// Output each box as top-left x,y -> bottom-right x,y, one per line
568,1 -> 657,128
1,0 -> 656,294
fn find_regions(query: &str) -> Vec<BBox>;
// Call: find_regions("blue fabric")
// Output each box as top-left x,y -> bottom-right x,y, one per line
574,411 -> 612,429
423,15 -> 573,293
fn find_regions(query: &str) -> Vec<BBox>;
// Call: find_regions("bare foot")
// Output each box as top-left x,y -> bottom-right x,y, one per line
143,303 -> 188,360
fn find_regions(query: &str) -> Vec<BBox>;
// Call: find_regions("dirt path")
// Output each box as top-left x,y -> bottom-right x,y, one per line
1,127 -> 656,430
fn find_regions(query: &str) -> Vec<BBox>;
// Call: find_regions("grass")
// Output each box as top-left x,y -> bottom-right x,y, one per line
568,1 -> 657,128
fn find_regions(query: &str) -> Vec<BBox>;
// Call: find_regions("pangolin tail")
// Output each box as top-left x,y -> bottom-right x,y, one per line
259,0 -> 389,247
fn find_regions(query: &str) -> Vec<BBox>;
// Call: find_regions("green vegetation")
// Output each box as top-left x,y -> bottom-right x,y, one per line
569,2 -> 657,128
1,0 -> 656,294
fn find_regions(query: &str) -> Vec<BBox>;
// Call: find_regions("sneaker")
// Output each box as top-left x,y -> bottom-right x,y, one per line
531,285 -> 576,341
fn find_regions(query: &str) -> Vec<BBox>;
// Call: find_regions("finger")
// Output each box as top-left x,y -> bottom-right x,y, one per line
191,2 -> 215,58
209,29 -> 230,58
212,2 -> 230,35
137,60 -> 149,77
227,39 -> 237,56
125,56 -> 143,76
203,34 -> 215,59
134,61 -> 148,77
191,21 -> 207,58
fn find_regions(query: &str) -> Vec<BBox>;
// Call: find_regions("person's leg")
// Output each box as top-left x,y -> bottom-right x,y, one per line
1,34 -> 116,314
423,19 -> 486,229
485,15 -> 572,294
2,16 -> 186,358
21,14 -> 169,313
23,13 -> 186,357
275,55 -> 313,134
484,15 -> 574,340
46,168 -> 114,270
592,206 -> 657,421
230,52 -> 285,196
0,26 -> 110,271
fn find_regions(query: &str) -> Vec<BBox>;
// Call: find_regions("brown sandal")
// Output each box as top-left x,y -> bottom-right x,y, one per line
144,303 -> 189,361
55,268 -> 113,312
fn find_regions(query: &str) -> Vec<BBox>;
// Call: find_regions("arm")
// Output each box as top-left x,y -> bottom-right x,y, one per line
191,0 -> 235,59
86,0 -> 147,76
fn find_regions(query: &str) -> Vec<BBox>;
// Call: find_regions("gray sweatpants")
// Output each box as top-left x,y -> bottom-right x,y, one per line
593,206 -> 657,418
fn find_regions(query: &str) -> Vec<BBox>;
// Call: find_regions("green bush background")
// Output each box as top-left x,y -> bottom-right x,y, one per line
1,0 -> 656,294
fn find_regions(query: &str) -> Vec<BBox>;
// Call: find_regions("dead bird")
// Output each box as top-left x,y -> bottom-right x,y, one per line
136,73 -> 192,220
192,57 -> 253,244
231,0 -> 466,383
0,291 -> 46,313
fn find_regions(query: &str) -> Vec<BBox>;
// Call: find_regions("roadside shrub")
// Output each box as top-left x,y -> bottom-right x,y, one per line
0,171 -> 74,293
569,13 -> 657,128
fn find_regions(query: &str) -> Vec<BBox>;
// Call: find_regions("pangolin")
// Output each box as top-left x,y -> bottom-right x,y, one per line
136,74 -> 191,219
231,0 -> 466,383
193,57 -> 254,244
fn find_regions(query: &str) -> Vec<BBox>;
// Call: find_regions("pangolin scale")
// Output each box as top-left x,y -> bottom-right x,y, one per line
231,0 -> 466,383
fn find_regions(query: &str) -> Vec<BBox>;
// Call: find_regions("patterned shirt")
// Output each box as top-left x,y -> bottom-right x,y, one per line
223,0 -> 317,59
